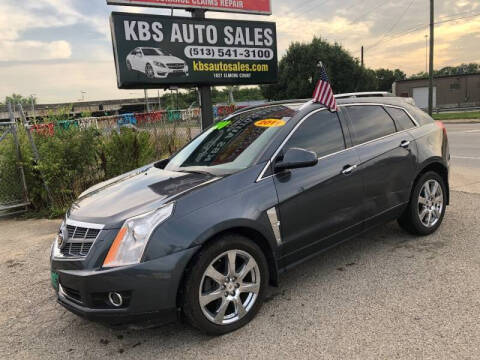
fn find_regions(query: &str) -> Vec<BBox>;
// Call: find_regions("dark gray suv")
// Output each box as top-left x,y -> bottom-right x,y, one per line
50,97 -> 449,335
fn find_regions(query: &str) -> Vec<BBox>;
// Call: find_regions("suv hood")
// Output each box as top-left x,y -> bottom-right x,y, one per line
68,165 -> 216,227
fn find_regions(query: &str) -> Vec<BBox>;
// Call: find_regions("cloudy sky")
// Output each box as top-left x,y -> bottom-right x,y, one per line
1,0 -> 479,103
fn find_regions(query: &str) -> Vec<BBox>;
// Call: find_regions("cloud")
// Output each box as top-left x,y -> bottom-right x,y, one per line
0,61 -> 134,103
1,0 -> 479,102
0,40 -> 72,61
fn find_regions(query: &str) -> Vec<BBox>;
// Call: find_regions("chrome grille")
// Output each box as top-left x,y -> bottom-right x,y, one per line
167,63 -> 184,70
60,223 -> 101,258
66,225 -> 100,240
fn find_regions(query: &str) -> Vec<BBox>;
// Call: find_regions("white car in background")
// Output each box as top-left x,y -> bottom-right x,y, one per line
126,47 -> 189,79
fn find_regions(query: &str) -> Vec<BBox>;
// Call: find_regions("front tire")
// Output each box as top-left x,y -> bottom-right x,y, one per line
145,63 -> 154,78
398,171 -> 447,235
182,234 -> 268,335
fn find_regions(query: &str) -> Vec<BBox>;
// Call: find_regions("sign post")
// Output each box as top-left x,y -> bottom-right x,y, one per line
192,8 -> 214,129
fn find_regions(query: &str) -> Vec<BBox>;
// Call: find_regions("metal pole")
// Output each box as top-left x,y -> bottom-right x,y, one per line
361,46 -> 364,67
18,104 -> 53,204
428,0 -> 435,115
144,89 -> 151,112
31,96 -> 36,124
192,9 -> 214,130
7,102 -> 29,205
158,90 -> 161,110
425,35 -> 428,73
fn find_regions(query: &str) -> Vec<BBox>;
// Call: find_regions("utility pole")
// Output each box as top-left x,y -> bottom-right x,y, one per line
361,46 -> 364,67
424,35 -> 428,73
192,9 -> 214,130
428,0 -> 435,115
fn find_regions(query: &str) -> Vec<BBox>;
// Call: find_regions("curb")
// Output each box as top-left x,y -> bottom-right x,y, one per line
437,119 -> 480,124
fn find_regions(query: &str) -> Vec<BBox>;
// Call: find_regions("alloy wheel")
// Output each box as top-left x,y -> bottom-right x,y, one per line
199,249 -> 260,325
145,64 -> 154,78
417,179 -> 443,227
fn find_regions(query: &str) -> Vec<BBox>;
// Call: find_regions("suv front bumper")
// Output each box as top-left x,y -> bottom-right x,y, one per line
51,246 -> 198,325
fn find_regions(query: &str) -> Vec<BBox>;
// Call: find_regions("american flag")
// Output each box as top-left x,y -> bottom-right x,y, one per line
312,63 -> 337,111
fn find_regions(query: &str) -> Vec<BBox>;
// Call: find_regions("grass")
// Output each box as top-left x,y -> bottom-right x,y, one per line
432,111 -> 480,120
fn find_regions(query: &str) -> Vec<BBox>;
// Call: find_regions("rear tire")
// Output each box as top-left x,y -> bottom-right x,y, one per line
182,234 -> 268,335
398,171 -> 447,235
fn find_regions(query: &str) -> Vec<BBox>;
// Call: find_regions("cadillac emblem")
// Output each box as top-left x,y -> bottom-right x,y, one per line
57,224 -> 68,249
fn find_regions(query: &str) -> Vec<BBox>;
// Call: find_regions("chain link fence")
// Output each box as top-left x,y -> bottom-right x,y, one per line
0,120 -> 29,216
0,102 -> 242,216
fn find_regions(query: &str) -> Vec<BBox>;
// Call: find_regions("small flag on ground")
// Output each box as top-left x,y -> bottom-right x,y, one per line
312,63 -> 337,111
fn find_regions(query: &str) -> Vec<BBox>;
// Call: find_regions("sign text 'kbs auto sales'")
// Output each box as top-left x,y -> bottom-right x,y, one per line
106,0 -> 272,15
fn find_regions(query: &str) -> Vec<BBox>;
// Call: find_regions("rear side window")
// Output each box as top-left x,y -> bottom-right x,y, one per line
285,110 -> 345,158
346,105 -> 396,145
385,107 -> 416,130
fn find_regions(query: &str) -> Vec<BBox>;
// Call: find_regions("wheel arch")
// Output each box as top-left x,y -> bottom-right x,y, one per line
414,160 -> 450,204
176,225 -> 279,308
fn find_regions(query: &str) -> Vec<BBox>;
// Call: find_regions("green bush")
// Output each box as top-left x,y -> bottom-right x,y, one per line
0,124 -> 189,217
98,128 -> 154,179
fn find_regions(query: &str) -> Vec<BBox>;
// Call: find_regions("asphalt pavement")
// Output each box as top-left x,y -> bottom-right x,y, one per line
0,123 -> 479,359
446,123 -> 480,169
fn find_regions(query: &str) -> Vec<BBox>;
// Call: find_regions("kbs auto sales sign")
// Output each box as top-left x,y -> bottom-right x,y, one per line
106,0 -> 272,15
110,12 -> 278,88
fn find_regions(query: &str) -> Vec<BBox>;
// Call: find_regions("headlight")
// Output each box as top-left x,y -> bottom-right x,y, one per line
103,203 -> 175,268
184,64 -> 189,71
154,61 -> 166,68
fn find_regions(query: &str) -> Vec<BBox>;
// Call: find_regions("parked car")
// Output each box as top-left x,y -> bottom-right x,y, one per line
50,97 -> 449,335
126,47 -> 188,79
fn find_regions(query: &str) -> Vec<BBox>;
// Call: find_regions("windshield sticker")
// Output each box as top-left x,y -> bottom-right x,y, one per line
214,120 -> 231,130
254,119 -> 286,128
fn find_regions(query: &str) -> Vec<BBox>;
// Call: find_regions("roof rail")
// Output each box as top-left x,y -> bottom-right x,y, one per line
334,91 -> 394,99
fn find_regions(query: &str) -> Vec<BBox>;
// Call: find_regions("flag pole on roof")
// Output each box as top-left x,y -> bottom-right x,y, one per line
312,61 -> 338,112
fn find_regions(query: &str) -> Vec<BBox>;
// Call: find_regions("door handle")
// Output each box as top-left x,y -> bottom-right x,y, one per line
400,140 -> 410,148
342,164 -> 357,175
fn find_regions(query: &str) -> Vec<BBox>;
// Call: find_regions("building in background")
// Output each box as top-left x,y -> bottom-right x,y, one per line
393,73 -> 480,111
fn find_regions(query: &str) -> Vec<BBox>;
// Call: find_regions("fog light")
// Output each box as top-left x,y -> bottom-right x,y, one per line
108,292 -> 123,307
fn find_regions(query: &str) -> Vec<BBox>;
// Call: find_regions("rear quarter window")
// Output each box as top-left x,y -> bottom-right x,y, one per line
385,107 -> 416,130
345,105 -> 396,145
407,106 -> 434,126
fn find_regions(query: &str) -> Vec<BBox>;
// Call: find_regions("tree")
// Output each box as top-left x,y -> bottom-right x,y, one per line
408,63 -> 480,79
375,68 -> 406,92
261,37 -> 378,101
5,93 -> 37,111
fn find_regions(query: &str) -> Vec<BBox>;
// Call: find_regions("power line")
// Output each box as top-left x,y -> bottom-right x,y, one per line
351,0 -> 392,24
292,0 -> 332,18
366,0 -> 417,50
366,11 -> 480,52
277,0 -> 331,17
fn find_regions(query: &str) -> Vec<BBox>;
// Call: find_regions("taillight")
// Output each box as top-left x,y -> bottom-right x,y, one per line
435,121 -> 447,136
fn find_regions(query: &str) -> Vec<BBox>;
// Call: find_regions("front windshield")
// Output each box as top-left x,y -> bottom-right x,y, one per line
142,48 -> 163,56
165,105 -> 300,175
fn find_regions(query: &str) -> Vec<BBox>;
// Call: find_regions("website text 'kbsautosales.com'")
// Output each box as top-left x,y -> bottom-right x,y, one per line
192,61 -> 269,72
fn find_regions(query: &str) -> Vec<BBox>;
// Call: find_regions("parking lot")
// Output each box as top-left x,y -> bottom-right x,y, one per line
1,123 -> 479,359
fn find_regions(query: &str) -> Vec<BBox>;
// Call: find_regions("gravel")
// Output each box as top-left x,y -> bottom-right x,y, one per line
0,186 -> 479,359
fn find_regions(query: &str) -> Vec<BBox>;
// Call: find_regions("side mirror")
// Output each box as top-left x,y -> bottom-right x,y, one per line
274,148 -> 318,172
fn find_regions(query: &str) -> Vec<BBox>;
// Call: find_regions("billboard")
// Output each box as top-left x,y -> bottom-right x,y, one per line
106,0 -> 272,15
110,12 -> 278,88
